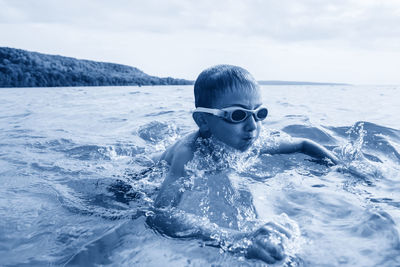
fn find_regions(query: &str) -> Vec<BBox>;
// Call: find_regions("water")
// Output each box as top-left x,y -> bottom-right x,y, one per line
0,85 -> 399,266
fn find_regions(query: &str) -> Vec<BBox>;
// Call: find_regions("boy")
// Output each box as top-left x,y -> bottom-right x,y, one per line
147,65 -> 338,263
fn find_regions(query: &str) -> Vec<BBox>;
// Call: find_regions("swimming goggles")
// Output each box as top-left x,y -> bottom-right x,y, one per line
193,106 -> 268,123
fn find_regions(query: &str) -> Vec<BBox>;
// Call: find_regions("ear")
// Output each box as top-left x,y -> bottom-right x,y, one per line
192,112 -> 208,129
192,112 -> 211,137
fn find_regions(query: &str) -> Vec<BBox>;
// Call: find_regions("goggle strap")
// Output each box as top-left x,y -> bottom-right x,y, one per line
193,107 -> 225,117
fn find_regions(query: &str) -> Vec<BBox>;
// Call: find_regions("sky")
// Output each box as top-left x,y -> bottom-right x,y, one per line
1,0 -> 400,84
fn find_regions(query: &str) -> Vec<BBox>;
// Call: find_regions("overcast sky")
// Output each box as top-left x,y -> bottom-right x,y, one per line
1,0 -> 400,84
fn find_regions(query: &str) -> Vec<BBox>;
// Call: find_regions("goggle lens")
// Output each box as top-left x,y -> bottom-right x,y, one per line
256,108 -> 268,120
229,107 -> 268,122
231,110 -> 247,121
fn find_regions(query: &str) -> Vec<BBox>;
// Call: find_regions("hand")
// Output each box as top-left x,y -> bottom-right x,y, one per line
245,222 -> 291,263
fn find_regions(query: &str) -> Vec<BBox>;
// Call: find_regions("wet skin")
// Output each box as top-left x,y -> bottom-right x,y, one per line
202,88 -> 263,151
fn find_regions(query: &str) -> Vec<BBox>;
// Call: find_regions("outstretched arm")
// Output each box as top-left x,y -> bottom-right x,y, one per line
262,138 -> 339,164
147,206 -> 232,240
146,207 -> 289,263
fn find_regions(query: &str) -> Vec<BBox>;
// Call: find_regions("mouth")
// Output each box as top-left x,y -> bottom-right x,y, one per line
242,136 -> 256,142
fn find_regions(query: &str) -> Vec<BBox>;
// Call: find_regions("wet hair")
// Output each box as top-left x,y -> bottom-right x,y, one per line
194,64 -> 260,108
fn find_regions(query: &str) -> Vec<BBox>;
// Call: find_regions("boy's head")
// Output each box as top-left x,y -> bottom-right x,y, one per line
194,64 -> 260,108
193,65 -> 265,151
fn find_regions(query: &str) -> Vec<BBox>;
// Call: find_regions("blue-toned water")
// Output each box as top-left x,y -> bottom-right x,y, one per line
0,85 -> 399,266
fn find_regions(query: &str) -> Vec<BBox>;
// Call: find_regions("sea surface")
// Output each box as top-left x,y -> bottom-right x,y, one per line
0,85 -> 399,266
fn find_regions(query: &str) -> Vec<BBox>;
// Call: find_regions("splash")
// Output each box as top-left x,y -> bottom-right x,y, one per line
183,134 -> 262,189
340,122 -> 366,162
335,122 -> 383,184
137,121 -> 181,151
184,127 -> 293,177
185,137 -> 259,176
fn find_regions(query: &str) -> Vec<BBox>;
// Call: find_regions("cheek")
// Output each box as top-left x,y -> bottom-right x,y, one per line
225,125 -> 245,143
212,121 -> 242,138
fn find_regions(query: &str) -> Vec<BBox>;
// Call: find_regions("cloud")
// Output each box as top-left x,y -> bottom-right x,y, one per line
2,0 -> 400,43
1,0 -> 400,83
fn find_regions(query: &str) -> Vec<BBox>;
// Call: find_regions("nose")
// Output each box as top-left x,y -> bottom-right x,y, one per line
244,114 -> 257,132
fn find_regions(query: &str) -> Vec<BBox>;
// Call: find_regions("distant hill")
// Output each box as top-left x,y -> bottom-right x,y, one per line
0,47 -> 350,88
258,80 -> 350,86
0,47 -> 193,87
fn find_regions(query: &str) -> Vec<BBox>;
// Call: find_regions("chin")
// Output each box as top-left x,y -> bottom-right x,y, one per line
236,143 -> 252,151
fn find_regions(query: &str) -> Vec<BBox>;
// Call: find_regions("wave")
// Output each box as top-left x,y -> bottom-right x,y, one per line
137,121 -> 181,148
7,118 -> 400,266
329,121 -> 400,162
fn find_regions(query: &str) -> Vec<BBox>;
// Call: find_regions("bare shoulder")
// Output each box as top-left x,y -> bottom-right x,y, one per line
154,131 -> 199,207
160,131 -> 199,166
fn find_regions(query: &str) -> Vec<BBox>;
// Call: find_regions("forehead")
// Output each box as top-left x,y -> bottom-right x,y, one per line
213,87 -> 262,109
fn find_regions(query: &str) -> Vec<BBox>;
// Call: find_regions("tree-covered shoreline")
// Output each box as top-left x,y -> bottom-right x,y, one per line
0,47 -> 193,88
